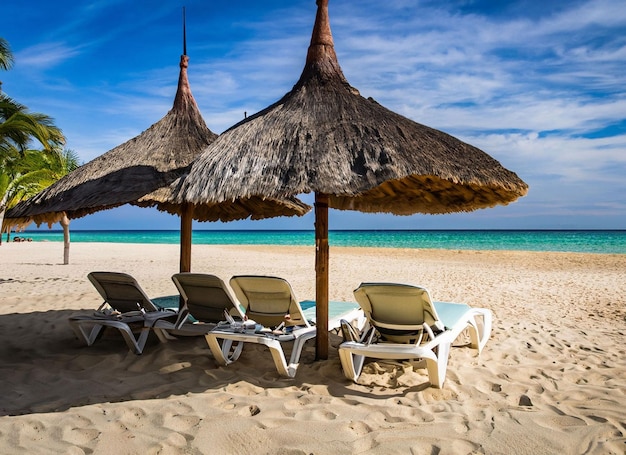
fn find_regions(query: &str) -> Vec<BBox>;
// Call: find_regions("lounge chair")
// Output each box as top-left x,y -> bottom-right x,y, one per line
151,273 -> 247,338
68,272 -> 176,354
338,282 -> 492,388
205,275 -> 316,377
228,275 -> 310,328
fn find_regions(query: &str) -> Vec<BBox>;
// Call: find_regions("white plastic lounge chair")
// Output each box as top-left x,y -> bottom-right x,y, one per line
205,275 -> 316,378
338,282 -> 492,388
68,272 -> 176,354
152,273 -> 247,338
205,299 -> 365,378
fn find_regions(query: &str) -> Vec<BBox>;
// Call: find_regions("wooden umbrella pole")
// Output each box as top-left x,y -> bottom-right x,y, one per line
180,202 -> 193,273
315,192 -> 329,360
61,212 -> 70,265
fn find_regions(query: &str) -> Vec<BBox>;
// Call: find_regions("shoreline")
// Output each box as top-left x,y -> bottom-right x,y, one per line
1,242 -> 625,453
7,229 -> 626,255
5,238 -> 626,254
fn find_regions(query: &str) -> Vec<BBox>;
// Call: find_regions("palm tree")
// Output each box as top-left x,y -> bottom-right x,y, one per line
1,147 -> 78,245
37,147 -> 81,184
1,38 -> 65,159
1,93 -> 65,156
6,147 -> 79,202
1,148 -> 43,240
0,96 -> 67,244
1,37 -> 67,245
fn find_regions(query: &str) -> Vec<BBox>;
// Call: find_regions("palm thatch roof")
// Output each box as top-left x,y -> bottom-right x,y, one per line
172,0 -> 528,213
137,184 -> 310,222
6,54 -> 216,228
6,54 -> 310,229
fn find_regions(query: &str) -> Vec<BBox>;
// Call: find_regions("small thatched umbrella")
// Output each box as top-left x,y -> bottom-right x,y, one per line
6,48 -> 310,270
172,0 -> 528,358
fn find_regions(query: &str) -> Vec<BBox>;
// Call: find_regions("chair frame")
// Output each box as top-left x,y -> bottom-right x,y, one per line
338,282 -> 492,388
68,272 -> 174,354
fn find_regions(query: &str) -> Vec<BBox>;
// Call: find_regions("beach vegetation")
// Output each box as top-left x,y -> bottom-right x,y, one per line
1,147 -> 79,238
0,93 -> 65,156
1,37 -> 69,242
0,37 -> 14,71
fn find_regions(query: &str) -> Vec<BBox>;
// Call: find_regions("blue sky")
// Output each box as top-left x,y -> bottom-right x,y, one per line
3,0 -> 625,230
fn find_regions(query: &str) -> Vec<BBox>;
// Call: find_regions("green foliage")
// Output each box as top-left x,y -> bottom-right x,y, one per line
1,146 -> 80,210
1,93 -> 65,154
0,37 -> 13,71
1,37 -> 72,234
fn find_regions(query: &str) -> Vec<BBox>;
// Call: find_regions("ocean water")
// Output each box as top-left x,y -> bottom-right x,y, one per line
16,230 -> 626,254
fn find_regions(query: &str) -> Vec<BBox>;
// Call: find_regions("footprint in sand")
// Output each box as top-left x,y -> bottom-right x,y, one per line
348,420 -> 372,436
156,431 -> 189,450
220,400 -> 237,411
62,427 -> 100,446
163,412 -> 202,432
116,406 -> 149,427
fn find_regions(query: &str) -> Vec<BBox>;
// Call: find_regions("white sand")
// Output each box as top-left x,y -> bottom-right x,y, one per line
0,241 -> 625,454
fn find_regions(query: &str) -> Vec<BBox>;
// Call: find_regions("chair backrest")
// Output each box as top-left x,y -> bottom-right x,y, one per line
172,273 -> 245,323
353,283 -> 440,343
88,271 -> 158,313
229,275 -> 309,328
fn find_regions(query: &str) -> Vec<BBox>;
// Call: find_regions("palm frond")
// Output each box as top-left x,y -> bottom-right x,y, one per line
0,38 -> 14,71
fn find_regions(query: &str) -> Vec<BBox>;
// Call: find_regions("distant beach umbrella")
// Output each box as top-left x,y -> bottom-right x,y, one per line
6,15 -> 309,270
172,0 -> 528,358
7,52 -> 216,227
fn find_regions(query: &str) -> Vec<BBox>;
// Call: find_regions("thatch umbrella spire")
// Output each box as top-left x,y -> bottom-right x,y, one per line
173,8 -> 193,112
173,0 -> 528,359
174,55 -> 191,109
303,0 -> 345,82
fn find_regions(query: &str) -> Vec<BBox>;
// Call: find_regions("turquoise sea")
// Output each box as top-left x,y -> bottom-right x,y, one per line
18,230 -> 626,254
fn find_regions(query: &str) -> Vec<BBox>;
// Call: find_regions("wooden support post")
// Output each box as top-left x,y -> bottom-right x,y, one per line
61,212 -> 70,265
315,192 -> 329,360
180,203 -> 193,273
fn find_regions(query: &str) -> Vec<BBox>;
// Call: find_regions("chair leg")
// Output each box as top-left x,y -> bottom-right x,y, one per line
205,335 -> 228,365
466,309 -> 492,353
287,331 -> 317,366
116,325 -> 150,355
424,341 -> 451,388
68,317 -> 150,354
266,344 -> 292,377
222,339 -> 245,363
205,335 -> 245,365
69,321 -> 104,346
338,346 -> 366,382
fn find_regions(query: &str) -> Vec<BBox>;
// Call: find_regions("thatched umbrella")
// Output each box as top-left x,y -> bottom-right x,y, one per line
171,0 -> 528,358
6,48 -> 310,270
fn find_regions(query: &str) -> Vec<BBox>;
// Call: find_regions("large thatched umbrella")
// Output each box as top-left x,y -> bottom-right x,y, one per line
6,48 -> 310,270
172,0 -> 528,358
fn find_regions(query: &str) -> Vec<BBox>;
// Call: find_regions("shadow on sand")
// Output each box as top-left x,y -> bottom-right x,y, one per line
1,309 -> 428,417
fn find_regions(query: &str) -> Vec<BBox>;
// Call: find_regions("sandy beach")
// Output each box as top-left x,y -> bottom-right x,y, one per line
0,241 -> 624,454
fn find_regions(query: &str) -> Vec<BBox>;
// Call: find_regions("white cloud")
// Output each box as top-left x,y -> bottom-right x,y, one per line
15,42 -> 82,69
